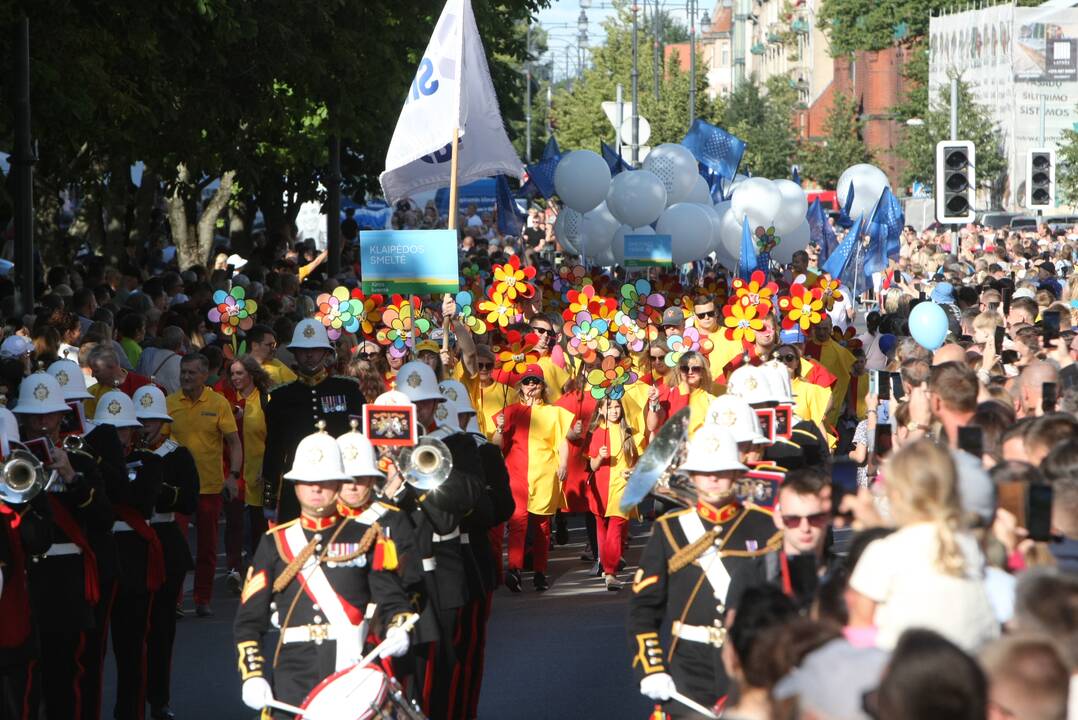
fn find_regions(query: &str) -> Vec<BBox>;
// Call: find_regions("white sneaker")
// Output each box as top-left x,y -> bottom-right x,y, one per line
604,574 -> 622,591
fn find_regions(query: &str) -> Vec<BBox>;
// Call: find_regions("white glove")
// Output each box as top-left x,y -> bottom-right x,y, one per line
378,625 -> 411,658
639,672 -> 676,702
241,677 -> 274,711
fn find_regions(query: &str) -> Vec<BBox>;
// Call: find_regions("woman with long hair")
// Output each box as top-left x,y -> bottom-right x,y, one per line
215,355 -> 273,589
847,439 -> 997,651
586,397 -> 639,590
646,349 -> 716,438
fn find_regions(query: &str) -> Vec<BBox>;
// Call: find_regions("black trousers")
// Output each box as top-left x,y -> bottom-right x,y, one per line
81,578 -> 116,720
0,657 -> 37,720
146,570 -> 184,711
38,630 -> 85,720
666,640 -> 729,719
111,587 -> 153,720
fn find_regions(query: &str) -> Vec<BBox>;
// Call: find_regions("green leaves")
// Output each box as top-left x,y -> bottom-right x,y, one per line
800,92 -> 873,187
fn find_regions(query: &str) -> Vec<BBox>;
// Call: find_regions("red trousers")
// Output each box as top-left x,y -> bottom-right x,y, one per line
176,494 -> 222,606
596,515 -> 628,575
506,506 -> 551,573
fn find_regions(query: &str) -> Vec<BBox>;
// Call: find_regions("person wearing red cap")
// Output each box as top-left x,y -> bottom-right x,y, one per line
492,364 -> 575,592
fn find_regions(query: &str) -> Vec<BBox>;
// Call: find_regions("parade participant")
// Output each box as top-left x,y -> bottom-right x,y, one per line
586,396 -> 640,590
772,344 -> 833,442
14,372 -> 113,720
262,318 -> 365,523
628,427 -> 781,716
647,351 -> 717,438
247,324 -> 297,386
165,353 -> 242,617
216,355 -> 272,585
84,344 -> 153,416
132,385 -> 198,720
803,316 -> 857,427
93,390 -> 167,720
529,313 -> 572,401
463,345 -> 517,440
234,428 -> 413,719
493,363 -> 574,593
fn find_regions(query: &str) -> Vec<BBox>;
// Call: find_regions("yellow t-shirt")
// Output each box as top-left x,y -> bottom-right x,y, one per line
262,358 -> 297,387
588,421 -> 642,520
464,374 -> 519,440
166,387 -> 238,494
538,355 -> 572,402
239,388 -> 267,506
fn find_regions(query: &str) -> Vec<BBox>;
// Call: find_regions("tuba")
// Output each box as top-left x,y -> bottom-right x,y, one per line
620,407 -> 694,513
0,441 -> 55,505
398,436 -> 453,492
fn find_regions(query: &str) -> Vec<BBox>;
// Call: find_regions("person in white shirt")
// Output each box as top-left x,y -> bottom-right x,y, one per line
848,438 -> 998,652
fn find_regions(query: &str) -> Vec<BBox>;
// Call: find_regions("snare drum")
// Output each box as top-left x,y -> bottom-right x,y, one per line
300,664 -> 426,720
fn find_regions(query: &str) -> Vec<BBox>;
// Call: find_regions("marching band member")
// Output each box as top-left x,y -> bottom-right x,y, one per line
234,427 -> 412,719
627,427 -> 780,717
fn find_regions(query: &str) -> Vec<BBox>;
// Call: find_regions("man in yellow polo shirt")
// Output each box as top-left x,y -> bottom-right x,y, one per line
166,353 -> 242,617
247,324 -> 297,387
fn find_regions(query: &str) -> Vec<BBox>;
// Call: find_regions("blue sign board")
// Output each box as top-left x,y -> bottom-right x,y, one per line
623,234 -> 672,268
360,229 -> 459,295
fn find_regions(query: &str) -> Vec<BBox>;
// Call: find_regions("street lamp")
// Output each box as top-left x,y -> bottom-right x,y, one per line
689,0 -> 697,126
701,10 -> 711,33
578,10 -> 588,33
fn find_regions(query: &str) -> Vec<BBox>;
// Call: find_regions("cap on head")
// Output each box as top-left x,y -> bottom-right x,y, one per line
0,335 -> 33,360
661,307 -> 684,327
47,359 -> 92,401
11,372 -> 71,415
395,362 -> 445,403
283,430 -> 351,483
519,364 -> 545,383
705,394 -> 770,445
336,430 -> 384,479
132,385 -> 173,422
288,318 -> 333,351
678,427 -> 748,474
93,390 -> 142,428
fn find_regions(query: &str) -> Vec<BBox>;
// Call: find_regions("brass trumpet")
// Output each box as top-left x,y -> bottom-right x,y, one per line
397,436 -> 453,492
0,441 -> 55,504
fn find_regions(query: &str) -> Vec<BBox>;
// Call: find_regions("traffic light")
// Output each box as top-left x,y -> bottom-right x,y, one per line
935,140 -> 976,224
1026,149 -> 1055,210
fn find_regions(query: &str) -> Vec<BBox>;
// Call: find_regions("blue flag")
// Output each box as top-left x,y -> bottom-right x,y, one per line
519,155 -> 559,199
792,166 -> 802,186
495,174 -> 526,237
681,119 -> 746,181
699,164 -> 728,202
541,136 -> 560,160
836,184 -> 856,229
601,141 -> 630,176
807,199 -> 839,264
737,215 -> 759,281
821,214 -> 865,289
865,187 -> 904,279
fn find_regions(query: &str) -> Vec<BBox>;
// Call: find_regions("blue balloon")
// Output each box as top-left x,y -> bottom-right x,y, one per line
909,302 -> 949,351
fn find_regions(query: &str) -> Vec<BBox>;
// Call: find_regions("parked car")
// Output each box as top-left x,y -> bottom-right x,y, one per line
977,212 -> 1016,229
1009,216 -> 1038,230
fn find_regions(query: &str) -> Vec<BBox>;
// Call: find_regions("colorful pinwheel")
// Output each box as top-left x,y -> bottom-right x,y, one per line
663,326 -> 708,368
778,284 -> 824,331
491,255 -> 537,301
315,286 -> 365,340
832,326 -> 863,352
355,292 -> 385,337
493,330 -> 540,381
376,295 -> 432,357
477,291 -> 515,329
209,287 -> 257,336
722,302 -> 766,343
613,310 -> 647,352
620,278 -> 666,322
754,225 -> 780,254
455,291 -> 488,336
586,356 -> 639,400
731,270 -> 779,314
563,311 -> 611,364
554,265 -> 588,303
815,274 -> 844,311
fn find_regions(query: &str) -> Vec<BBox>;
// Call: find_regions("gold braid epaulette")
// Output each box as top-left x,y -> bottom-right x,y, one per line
271,522 -> 382,593
667,528 -> 720,574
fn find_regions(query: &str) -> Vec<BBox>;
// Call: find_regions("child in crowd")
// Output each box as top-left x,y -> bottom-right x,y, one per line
587,397 -> 640,591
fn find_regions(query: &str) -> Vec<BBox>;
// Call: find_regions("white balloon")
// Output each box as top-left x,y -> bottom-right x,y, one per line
685,175 -> 712,205
607,170 -> 667,227
837,164 -> 889,221
554,150 -> 612,213
643,143 -> 698,207
612,224 -> 655,265
695,203 -> 723,255
553,207 -> 583,254
771,220 -> 810,265
578,202 -> 620,260
730,177 -> 782,229
718,207 -> 743,268
771,179 -> 808,235
656,202 -> 712,265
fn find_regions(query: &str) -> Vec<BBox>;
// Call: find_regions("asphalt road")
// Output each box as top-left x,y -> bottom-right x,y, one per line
102,516 -> 654,719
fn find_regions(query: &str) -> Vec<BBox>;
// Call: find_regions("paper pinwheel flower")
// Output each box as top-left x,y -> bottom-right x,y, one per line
754,225 -> 780,254
455,291 -> 488,336
566,285 -> 599,316
620,278 -> 666,322
699,277 -> 728,306
778,284 -> 824,331
731,270 -> 779,314
832,326 -> 863,352
491,255 -> 537,301
554,265 -> 588,303
722,302 -> 766,343
376,295 -> 432,357
815,274 -> 844,311
663,326 -> 709,367
586,356 -> 639,400
315,286 -> 365,340
478,291 -> 515,329
354,291 -> 385,336
494,330 -> 540,380
613,311 -> 647,352
209,287 -> 257,336
563,311 -> 611,364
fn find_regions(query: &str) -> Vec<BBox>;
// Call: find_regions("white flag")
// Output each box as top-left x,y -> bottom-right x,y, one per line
379,0 -> 522,205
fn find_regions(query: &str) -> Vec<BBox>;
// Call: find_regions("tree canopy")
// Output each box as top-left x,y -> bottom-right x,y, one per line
800,92 -> 873,187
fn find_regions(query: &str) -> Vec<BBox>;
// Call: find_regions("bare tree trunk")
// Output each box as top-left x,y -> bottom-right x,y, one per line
167,163 -> 196,269
197,170 -> 235,264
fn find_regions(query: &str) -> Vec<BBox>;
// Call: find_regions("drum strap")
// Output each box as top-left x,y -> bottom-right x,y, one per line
280,522 -> 366,670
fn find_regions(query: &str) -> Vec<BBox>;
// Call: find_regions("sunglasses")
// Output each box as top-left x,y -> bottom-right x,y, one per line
679,365 -> 704,374
521,377 -> 543,386
477,362 -> 494,371
530,327 -> 556,337
695,310 -> 716,319
649,355 -> 666,362
780,511 -> 830,528
777,353 -> 798,363
356,351 -> 379,360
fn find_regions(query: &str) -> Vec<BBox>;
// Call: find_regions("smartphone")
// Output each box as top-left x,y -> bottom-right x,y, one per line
1042,311 -> 1062,345
918,288 -> 927,301
874,424 -> 893,456
868,370 -> 879,398
830,526 -> 855,557
1002,288 -> 1013,317
891,374 -> 906,401
957,426 -> 984,459
994,326 -> 1005,355
1042,382 -> 1058,413
832,460 -> 860,495
876,371 -> 891,401
1027,483 -> 1054,542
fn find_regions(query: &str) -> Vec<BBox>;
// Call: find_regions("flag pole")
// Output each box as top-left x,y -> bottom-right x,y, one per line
448,128 -> 461,231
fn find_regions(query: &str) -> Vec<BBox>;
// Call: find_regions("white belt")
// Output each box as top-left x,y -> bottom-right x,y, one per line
281,623 -> 362,645
422,557 -> 437,572
460,534 -> 471,544
150,512 -> 175,524
432,528 -> 460,542
112,521 -> 136,533
672,621 -> 726,648
44,542 -> 82,557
